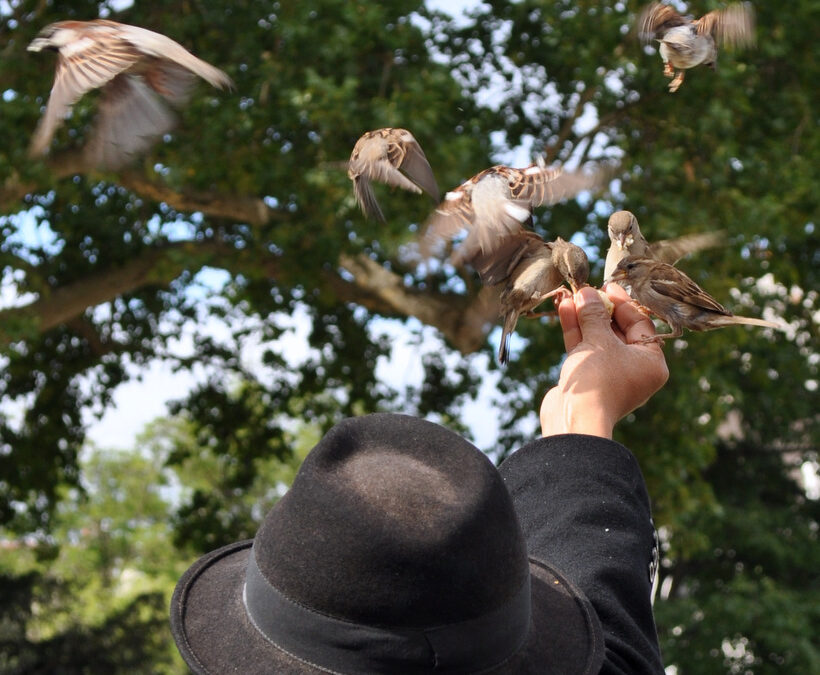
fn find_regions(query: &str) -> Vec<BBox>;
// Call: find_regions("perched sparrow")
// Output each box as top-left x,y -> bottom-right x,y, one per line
637,2 -> 756,92
603,210 -> 724,281
422,161 -> 608,265
609,257 -> 782,343
28,19 -> 233,168
347,128 -> 439,222
467,233 -> 589,364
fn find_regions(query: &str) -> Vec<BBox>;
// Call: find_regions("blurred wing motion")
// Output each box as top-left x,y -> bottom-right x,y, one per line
648,230 -> 726,265
28,19 -> 233,167
348,127 -> 439,221
695,3 -> 756,50
637,2 -> 688,43
423,161 -> 609,265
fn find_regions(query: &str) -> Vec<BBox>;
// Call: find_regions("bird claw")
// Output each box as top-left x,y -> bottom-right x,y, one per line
668,72 -> 685,92
638,334 -> 667,345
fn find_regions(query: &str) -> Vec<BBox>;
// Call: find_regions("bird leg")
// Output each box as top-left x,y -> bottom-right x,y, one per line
523,309 -> 558,320
668,71 -> 685,92
521,286 -> 572,319
663,62 -> 674,78
639,325 -> 682,345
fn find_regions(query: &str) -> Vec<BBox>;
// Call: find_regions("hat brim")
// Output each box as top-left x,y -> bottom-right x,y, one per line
171,541 -> 604,675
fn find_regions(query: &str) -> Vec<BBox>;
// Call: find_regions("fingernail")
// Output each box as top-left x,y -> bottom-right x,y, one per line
576,286 -> 598,307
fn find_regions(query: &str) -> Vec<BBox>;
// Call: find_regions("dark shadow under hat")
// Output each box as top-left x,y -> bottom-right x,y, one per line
171,413 -> 604,674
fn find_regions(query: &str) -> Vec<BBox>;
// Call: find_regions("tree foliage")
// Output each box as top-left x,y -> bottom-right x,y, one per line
1,0 -> 818,672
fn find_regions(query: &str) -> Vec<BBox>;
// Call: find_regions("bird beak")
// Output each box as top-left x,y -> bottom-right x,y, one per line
609,268 -> 627,283
615,233 -> 627,251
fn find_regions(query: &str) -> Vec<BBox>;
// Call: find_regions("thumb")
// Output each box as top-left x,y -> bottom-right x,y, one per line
574,286 -> 613,343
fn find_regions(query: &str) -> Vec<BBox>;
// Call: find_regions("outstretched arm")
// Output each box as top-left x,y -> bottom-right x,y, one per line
501,284 -> 669,674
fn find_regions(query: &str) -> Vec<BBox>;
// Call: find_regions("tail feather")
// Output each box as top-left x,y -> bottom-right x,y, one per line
353,176 -> 385,222
716,315 -> 783,331
498,312 -> 519,364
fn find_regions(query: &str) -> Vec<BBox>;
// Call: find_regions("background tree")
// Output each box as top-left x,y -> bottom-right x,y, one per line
1,0 -> 817,672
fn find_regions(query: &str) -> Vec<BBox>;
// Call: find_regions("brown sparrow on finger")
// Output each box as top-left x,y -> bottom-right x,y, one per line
609,257 -> 783,343
469,233 -> 589,364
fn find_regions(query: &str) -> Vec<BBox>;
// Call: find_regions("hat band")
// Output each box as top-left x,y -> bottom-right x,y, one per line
243,548 -> 531,673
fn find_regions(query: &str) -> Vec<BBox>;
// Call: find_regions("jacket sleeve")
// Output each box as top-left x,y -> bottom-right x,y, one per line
499,434 -> 664,674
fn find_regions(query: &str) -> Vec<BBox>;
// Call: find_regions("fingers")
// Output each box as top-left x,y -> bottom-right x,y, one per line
606,283 -> 660,348
574,286 -> 614,344
556,294 -> 582,352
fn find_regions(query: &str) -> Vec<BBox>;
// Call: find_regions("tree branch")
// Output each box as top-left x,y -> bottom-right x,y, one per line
0,241 -> 234,346
333,253 -> 496,354
1,153 -> 282,226
1,243 -> 495,355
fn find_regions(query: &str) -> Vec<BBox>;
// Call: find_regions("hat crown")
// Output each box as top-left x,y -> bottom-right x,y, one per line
254,414 -> 530,628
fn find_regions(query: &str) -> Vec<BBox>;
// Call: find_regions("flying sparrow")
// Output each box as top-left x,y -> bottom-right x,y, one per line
28,19 -> 233,168
468,233 -> 589,364
637,2 -> 756,92
347,128 -> 439,222
421,161 -> 608,264
603,210 -> 724,281
609,257 -> 782,343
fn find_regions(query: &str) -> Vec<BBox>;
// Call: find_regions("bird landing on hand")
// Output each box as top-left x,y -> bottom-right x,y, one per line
609,256 -> 784,343
637,2 -> 756,92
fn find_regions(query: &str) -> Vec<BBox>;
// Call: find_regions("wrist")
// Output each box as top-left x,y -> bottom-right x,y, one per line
541,391 -> 616,440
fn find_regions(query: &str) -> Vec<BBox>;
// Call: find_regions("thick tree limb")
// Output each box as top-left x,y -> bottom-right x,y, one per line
0,241 -> 234,346
0,242 -> 494,355
334,254 -> 496,354
1,153 -> 281,226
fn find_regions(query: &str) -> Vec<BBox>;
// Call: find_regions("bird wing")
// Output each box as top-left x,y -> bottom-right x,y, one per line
84,74 -> 177,169
648,230 -> 725,265
649,268 -> 729,314
29,33 -> 141,156
471,231 -> 546,286
353,156 -> 422,194
392,131 -> 440,201
695,3 -> 755,49
422,184 -> 475,241
637,2 -> 688,43
507,165 -> 563,205
141,58 -> 199,107
115,22 -> 233,90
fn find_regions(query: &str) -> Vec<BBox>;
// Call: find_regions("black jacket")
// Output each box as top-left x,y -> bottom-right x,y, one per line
500,434 -> 664,674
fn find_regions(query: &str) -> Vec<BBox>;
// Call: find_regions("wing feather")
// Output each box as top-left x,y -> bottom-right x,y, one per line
649,273 -> 729,314
638,2 -> 688,43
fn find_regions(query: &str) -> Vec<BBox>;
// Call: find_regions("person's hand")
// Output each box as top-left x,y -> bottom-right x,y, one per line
540,284 -> 669,439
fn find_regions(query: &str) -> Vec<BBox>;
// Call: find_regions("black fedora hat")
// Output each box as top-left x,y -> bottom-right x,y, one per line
171,413 -> 604,674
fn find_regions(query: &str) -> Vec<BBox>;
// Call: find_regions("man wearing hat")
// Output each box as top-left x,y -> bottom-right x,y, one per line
171,284 -> 668,674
